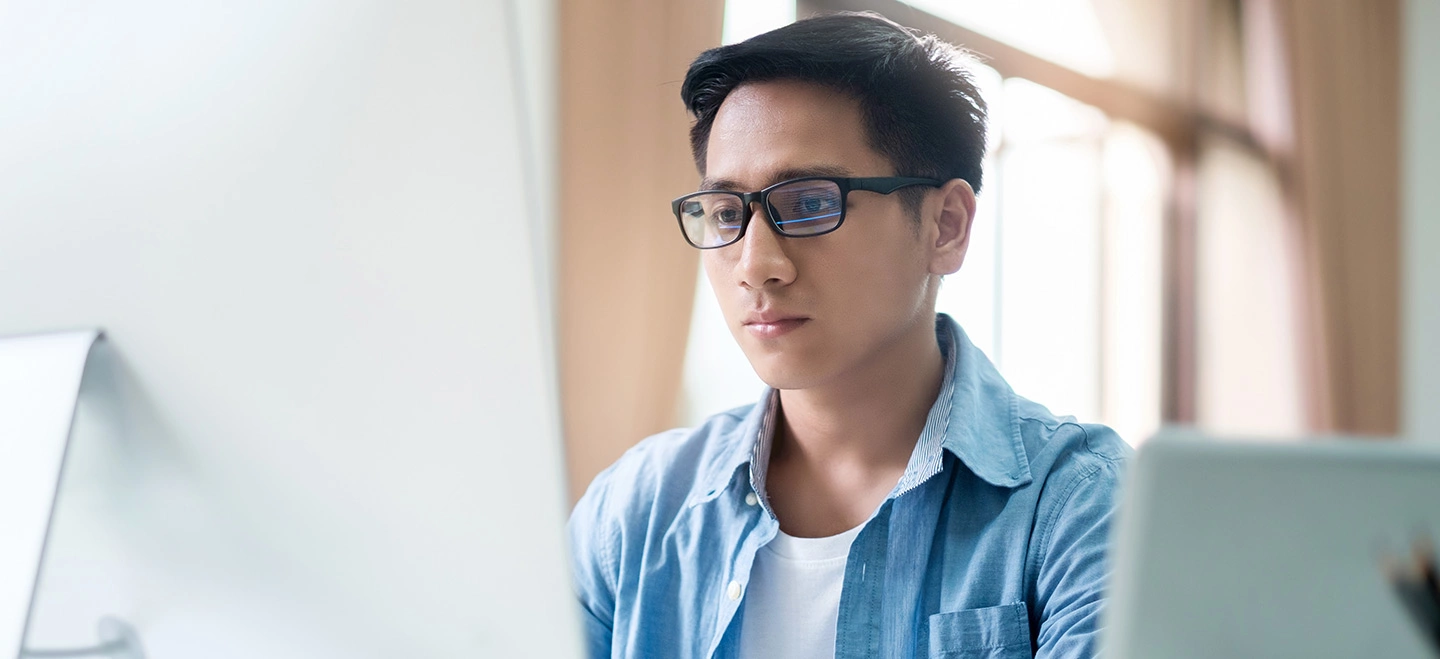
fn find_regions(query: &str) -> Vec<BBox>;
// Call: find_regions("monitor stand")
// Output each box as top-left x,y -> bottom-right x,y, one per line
0,331 -> 144,659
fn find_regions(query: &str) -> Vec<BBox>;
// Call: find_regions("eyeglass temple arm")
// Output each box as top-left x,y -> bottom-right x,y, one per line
850,177 -> 944,194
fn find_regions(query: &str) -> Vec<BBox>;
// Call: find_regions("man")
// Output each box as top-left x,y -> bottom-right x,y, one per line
569,12 -> 1130,659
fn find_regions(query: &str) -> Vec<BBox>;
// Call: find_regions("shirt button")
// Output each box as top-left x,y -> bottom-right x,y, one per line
727,581 -> 743,601
745,492 -> 759,506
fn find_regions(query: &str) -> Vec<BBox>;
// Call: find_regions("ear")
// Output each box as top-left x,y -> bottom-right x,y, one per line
928,178 -> 976,276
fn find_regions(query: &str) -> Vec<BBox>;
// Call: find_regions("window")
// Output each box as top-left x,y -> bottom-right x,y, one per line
939,70 -> 1165,443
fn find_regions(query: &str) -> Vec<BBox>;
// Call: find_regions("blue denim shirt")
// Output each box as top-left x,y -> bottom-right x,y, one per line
569,315 -> 1131,658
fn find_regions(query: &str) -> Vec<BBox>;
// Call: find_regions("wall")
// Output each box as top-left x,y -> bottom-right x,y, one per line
0,0 -> 575,656
1406,0 -> 1440,442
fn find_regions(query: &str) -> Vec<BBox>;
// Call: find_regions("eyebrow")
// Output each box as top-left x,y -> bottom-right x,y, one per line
699,165 -> 854,192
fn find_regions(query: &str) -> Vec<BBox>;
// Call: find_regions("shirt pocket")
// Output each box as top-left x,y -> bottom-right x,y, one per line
928,602 -> 1032,659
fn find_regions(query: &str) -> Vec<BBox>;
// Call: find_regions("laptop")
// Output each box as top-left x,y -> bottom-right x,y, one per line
1103,434 -> 1440,658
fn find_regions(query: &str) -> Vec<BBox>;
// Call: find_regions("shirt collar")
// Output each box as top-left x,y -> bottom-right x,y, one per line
936,314 -> 1033,488
699,313 -> 1033,504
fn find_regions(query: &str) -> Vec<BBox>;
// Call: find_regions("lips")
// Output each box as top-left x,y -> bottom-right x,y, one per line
742,312 -> 810,339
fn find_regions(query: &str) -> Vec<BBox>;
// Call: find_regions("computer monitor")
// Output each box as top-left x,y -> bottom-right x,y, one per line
0,1 -> 580,657
1103,434 -> 1440,658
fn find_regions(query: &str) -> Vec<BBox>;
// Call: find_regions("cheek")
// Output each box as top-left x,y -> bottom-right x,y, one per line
826,233 -> 930,309
849,266 -> 926,319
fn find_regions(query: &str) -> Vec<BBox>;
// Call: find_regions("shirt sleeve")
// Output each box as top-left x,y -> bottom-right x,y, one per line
568,473 -> 619,659
1032,447 -> 1126,658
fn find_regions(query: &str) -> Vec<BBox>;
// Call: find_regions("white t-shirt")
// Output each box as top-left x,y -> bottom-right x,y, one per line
738,523 -> 865,659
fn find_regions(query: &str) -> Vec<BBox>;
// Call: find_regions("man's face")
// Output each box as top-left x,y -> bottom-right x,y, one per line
701,80 -> 959,390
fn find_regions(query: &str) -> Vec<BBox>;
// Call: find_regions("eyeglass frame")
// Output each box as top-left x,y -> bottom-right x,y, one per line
670,176 -> 944,249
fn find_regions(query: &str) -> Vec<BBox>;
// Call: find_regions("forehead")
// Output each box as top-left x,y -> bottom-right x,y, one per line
703,80 -> 892,188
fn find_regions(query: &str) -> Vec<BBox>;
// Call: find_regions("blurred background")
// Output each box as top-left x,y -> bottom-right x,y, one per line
558,0 -> 1437,501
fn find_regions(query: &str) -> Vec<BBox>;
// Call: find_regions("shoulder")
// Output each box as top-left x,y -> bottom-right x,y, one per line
1014,396 -> 1130,481
569,403 -> 755,545
1011,397 -> 1131,533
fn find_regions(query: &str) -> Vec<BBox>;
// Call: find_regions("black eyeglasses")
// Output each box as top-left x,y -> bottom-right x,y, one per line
670,176 -> 943,249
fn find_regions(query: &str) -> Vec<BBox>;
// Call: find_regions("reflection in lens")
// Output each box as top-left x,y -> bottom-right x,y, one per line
768,180 -> 843,236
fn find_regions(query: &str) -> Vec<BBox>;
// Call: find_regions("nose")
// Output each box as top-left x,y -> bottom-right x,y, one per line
734,204 -> 797,290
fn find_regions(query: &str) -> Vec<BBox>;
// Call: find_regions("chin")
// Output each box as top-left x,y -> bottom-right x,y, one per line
744,349 -> 835,391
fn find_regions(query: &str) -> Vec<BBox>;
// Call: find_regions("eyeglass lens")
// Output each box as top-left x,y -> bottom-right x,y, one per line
678,179 -> 844,248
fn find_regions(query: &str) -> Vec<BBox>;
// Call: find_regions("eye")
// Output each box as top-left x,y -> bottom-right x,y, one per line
684,194 -> 746,231
714,207 -> 743,228
801,194 -> 830,214
787,192 -> 839,218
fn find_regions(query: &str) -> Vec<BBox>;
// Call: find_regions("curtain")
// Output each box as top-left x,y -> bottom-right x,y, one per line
1274,0 -> 1402,435
558,0 -> 724,501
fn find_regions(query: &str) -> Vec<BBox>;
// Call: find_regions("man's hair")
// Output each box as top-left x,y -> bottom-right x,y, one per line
680,12 -> 989,200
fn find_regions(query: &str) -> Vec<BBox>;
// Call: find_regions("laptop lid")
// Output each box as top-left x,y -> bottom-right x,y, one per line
1103,435 -> 1440,658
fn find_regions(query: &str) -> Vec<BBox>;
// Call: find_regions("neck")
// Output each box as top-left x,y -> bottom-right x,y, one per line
772,314 -> 945,470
